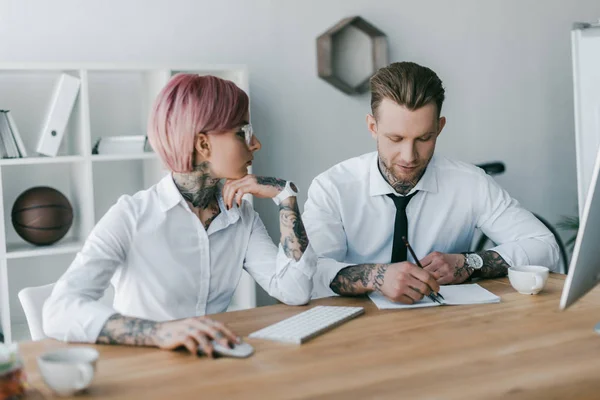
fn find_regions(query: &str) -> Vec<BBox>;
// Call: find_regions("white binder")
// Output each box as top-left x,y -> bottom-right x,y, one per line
6,111 -> 27,157
36,73 -> 81,156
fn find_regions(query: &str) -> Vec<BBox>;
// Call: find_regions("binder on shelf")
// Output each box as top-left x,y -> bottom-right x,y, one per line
6,111 -> 27,157
0,110 -> 21,159
36,73 -> 81,157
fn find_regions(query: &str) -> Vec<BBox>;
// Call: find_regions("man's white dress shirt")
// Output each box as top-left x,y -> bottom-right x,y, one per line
303,152 -> 559,298
44,174 -> 316,342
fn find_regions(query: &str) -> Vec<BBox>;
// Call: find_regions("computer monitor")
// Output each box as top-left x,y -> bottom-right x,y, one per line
560,145 -> 600,331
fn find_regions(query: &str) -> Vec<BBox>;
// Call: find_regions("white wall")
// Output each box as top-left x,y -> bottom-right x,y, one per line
1,0 -> 599,305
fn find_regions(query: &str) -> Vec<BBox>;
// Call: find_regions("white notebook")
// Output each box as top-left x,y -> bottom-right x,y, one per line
369,284 -> 501,310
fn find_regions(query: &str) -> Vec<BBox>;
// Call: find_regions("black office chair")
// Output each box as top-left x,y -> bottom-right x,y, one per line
474,162 -> 569,273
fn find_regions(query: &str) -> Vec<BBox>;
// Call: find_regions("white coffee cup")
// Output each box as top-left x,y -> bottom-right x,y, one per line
508,265 -> 550,295
37,347 -> 98,396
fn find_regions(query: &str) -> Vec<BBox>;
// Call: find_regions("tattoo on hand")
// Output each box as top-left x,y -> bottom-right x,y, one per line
453,259 -> 473,280
330,264 -> 387,296
257,176 -> 286,191
372,264 -> 387,293
97,314 -> 158,347
279,197 -> 309,261
173,162 -> 220,209
474,251 -> 510,278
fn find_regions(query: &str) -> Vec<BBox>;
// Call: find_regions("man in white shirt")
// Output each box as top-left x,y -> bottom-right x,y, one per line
304,62 -> 559,303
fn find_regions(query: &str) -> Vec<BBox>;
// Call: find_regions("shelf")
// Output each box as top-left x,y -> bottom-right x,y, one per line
91,153 -> 156,162
5,239 -> 83,259
0,156 -> 85,166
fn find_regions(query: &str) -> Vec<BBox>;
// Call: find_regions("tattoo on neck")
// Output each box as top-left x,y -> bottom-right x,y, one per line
97,314 -> 157,346
257,176 -> 286,191
172,162 -> 220,209
377,157 -> 423,195
474,251 -> 510,279
330,264 -> 387,296
203,202 -> 221,230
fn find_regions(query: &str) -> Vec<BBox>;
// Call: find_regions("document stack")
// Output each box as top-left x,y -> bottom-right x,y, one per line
0,110 -> 28,159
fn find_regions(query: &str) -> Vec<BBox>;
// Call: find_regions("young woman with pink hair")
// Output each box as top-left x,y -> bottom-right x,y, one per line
43,74 -> 316,357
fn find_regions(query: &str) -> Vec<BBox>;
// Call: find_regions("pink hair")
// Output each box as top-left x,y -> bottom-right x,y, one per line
147,74 -> 249,173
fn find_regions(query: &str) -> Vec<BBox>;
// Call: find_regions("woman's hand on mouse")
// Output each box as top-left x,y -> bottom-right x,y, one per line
151,316 -> 240,357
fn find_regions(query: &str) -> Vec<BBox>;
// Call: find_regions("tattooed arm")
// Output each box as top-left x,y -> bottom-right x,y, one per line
254,177 -> 310,260
278,196 -> 309,261
329,263 -> 386,296
330,262 -> 439,304
418,250 -> 510,285
96,314 -> 157,346
96,314 -> 239,356
471,250 -> 510,279
222,175 -> 309,261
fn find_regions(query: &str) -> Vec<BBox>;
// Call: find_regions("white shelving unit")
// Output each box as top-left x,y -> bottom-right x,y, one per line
0,64 -> 256,344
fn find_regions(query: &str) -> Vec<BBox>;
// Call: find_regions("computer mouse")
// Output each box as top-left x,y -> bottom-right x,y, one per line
198,340 -> 255,359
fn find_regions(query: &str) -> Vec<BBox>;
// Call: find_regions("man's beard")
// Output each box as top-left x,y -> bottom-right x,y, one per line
377,152 -> 428,195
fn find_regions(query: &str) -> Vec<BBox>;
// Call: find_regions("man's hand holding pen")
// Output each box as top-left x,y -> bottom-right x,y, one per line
372,262 -> 440,305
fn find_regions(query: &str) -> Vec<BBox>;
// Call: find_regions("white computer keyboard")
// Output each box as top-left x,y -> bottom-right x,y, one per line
248,305 -> 365,344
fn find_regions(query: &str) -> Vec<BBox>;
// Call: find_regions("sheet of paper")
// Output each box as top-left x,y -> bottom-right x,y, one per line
439,284 -> 501,305
368,284 -> 501,310
368,292 -> 440,309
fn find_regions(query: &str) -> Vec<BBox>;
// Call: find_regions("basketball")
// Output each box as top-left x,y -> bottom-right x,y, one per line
11,187 -> 73,246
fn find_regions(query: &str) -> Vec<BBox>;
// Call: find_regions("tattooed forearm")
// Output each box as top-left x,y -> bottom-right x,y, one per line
329,263 -> 388,296
474,250 -> 510,279
257,176 -> 286,191
173,162 -> 220,209
96,314 -> 158,347
279,197 -> 309,261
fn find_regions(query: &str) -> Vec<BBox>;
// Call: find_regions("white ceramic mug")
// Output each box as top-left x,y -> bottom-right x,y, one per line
37,347 -> 98,396
508,265 -> 550,295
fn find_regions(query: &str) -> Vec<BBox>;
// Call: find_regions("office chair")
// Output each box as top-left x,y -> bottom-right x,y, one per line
475,162 -> 569,273
18,283 -> 115,341
18,283 -> 55,341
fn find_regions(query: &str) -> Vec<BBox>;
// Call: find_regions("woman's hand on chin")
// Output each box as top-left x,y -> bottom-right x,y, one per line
223,175 -> 287,208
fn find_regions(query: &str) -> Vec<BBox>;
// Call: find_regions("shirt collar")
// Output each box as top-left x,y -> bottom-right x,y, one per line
157,174 -> 184,212
369,153 -> 439,197
157,174 -> 241,224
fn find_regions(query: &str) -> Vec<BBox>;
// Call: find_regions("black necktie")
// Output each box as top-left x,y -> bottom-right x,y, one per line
387,192 -> 418,263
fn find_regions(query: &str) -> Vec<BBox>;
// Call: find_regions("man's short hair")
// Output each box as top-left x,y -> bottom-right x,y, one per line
370,62 -> 445,118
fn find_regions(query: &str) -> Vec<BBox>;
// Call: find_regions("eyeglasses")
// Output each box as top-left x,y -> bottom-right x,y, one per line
239,124 -> 254,146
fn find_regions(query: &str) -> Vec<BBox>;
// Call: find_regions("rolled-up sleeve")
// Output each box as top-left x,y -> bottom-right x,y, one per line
243,210 -> 316,306
42,196 -> 135,342
303,177 -> 352,299
477,173 -> 560,271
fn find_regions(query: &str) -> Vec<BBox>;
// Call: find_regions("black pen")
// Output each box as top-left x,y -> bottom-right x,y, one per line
401,236 -> 445,303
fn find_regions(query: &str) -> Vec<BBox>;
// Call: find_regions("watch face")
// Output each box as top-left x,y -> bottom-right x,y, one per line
468,253 -> 483,269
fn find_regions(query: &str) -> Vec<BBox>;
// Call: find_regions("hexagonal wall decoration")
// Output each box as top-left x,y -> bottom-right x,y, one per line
317,16 -> 389,95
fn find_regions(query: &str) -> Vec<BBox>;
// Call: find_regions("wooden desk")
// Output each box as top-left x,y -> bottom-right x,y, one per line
18,276 -> 600,399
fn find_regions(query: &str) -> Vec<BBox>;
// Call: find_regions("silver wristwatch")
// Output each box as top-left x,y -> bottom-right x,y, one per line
462,252 -> 484,270
272,181 -> 298,205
